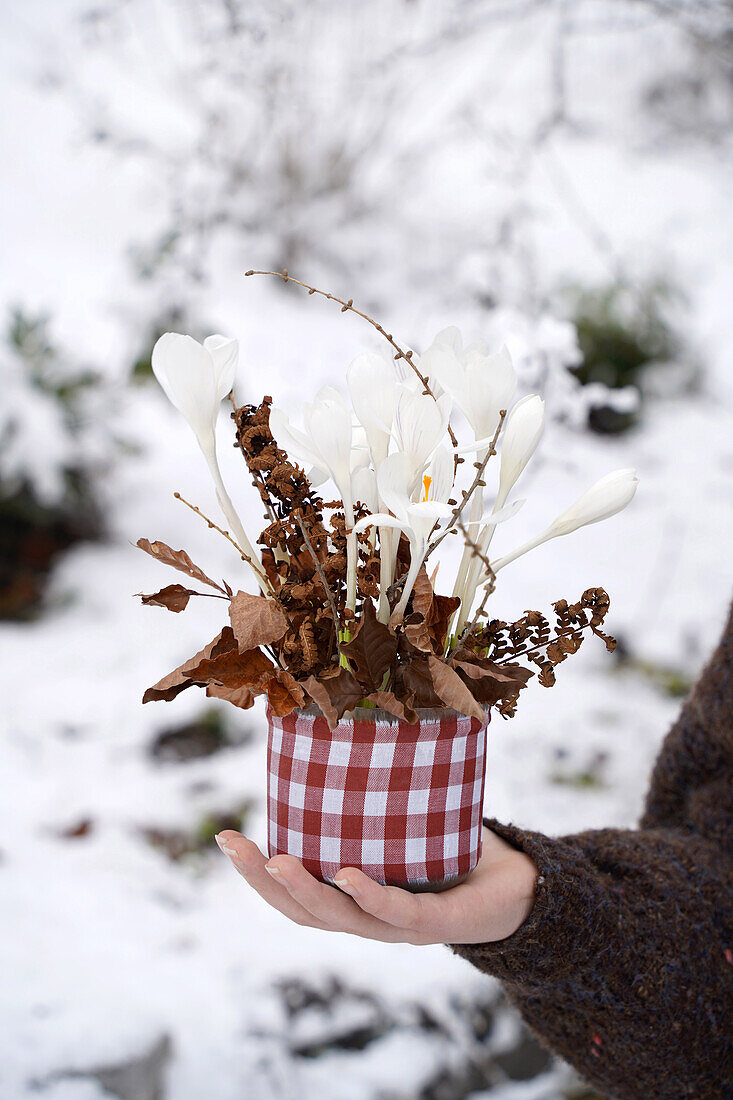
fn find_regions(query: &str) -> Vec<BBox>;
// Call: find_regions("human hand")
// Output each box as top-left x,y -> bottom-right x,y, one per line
215,826 -> 537,945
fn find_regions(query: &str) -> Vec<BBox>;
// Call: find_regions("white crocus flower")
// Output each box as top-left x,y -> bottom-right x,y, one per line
347,351 -> 399,470
454,394 -> 547,633
421,328 -> 516,440
424,329 -> 516,621
151,332 -> 269,596
392,386 -> 452,482
354,447 -> 454,621
270,386 -> 354,506
152,333 -> 237,444
270,386 -> 363,612
491,468 -> 639,573
497,394 -> 546,505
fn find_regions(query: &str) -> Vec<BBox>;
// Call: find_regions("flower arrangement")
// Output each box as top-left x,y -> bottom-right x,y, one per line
139,271 -> 637,727
137,271 -> 637,888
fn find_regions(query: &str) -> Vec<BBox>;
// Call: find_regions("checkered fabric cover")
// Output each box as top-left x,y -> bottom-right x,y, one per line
267,707 -> 488,890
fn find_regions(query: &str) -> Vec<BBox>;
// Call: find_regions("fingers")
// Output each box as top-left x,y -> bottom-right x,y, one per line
216,826 -> 538,946
332,868 -> 458,941
215,831 -> 326,930
265,854 -> 426,943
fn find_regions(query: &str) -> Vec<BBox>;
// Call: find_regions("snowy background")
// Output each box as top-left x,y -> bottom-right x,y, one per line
2,2 -> 733,1098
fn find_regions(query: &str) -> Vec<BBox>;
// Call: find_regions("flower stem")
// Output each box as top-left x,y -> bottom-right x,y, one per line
393,545 -> 423,622
202,446 -> 270,596
377,525 -> 394,624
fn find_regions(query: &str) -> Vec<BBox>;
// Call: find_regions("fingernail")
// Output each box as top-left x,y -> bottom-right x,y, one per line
334,876 -> 357,895
215,833 -> 237,859
265,863 -> 282,877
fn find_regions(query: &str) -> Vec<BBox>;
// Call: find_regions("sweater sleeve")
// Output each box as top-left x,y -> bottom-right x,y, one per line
451,603 -> 733,1100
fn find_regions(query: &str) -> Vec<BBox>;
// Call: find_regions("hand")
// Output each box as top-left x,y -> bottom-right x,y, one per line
215,826 -> 537,945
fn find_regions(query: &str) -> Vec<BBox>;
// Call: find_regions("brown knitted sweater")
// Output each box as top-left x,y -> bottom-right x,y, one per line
452,602 -> 733,1100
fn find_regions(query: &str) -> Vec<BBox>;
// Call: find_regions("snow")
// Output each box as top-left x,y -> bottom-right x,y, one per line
2,2 -> 733,1098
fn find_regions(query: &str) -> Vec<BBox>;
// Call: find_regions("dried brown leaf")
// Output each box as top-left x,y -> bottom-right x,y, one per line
265,669 -> 307,717
410,567 -> 434,620
341,600 -> 397,692
138,584 -> 197,613
190,646 -> 275,689
136,538 -> 226,594
361,691 -> 418,725
142,627 -> 237,703
303,666 -> 363,730
206,682 -> 255,710
426,656 -> 485,722
229,589 -> 288,651
428,593 -> 461,651
399,659 -> 442,709
404,611 -> 432,653
450,657 -> 532,706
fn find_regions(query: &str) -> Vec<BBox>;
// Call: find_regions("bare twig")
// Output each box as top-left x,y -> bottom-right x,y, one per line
244,268 -> 459,448
424,410 -> 506,563
173,492 -> 269,585
294,511 -> 344,649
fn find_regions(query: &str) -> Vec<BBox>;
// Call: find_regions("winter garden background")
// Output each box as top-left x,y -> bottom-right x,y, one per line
2,1 -> 733,1098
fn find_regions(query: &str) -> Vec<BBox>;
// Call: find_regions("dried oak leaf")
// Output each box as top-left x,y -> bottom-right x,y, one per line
303,666 -> 363,730
450,656 -> 533,706
189,646 -> 275,689
265,669 -> 307,717
361,691 -> 418,725
403,569 -> 433,651
142,627 -> 238,703
341,600 -> 397,692
229,589 -> 288,651
426,656 -> 485,722
428,593 -> 461,651
136,538 -> 225,593
206,682 -> 255,710
410,566 -> 434,618
137,584 -> 198,613
398,658 -> 443,709
403,568 -> 460,654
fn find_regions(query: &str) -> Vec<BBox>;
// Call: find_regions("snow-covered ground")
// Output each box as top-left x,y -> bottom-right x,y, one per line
2,3 -> 732,1098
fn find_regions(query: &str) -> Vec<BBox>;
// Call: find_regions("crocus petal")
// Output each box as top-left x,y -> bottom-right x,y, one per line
465,499 -> 525,526
376,452 -> 413,524
431,326 -> 464,356
392,387 -> 452,471
347,352 -> 398,435
352,513 -> 405,536
408,500 -> 454,520
151,332 -> 218,443
497,394 -> 545,504
548,468 -> 639,537
269,407 -> 323,470
307,465 -> 329,488
465,344 -> 516,438
421,344 -> 470,417
203,334 -> 238,400
304,385 -> 353,502
425,445 -> 454,505
352,465 -> 379,514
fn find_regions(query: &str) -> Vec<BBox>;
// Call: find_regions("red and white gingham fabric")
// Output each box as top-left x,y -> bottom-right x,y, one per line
267,706 -> 488,890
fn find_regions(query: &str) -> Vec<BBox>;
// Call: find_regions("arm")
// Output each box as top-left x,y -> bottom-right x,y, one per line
641,600 -> 733,843
452,602 -> 733,1098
